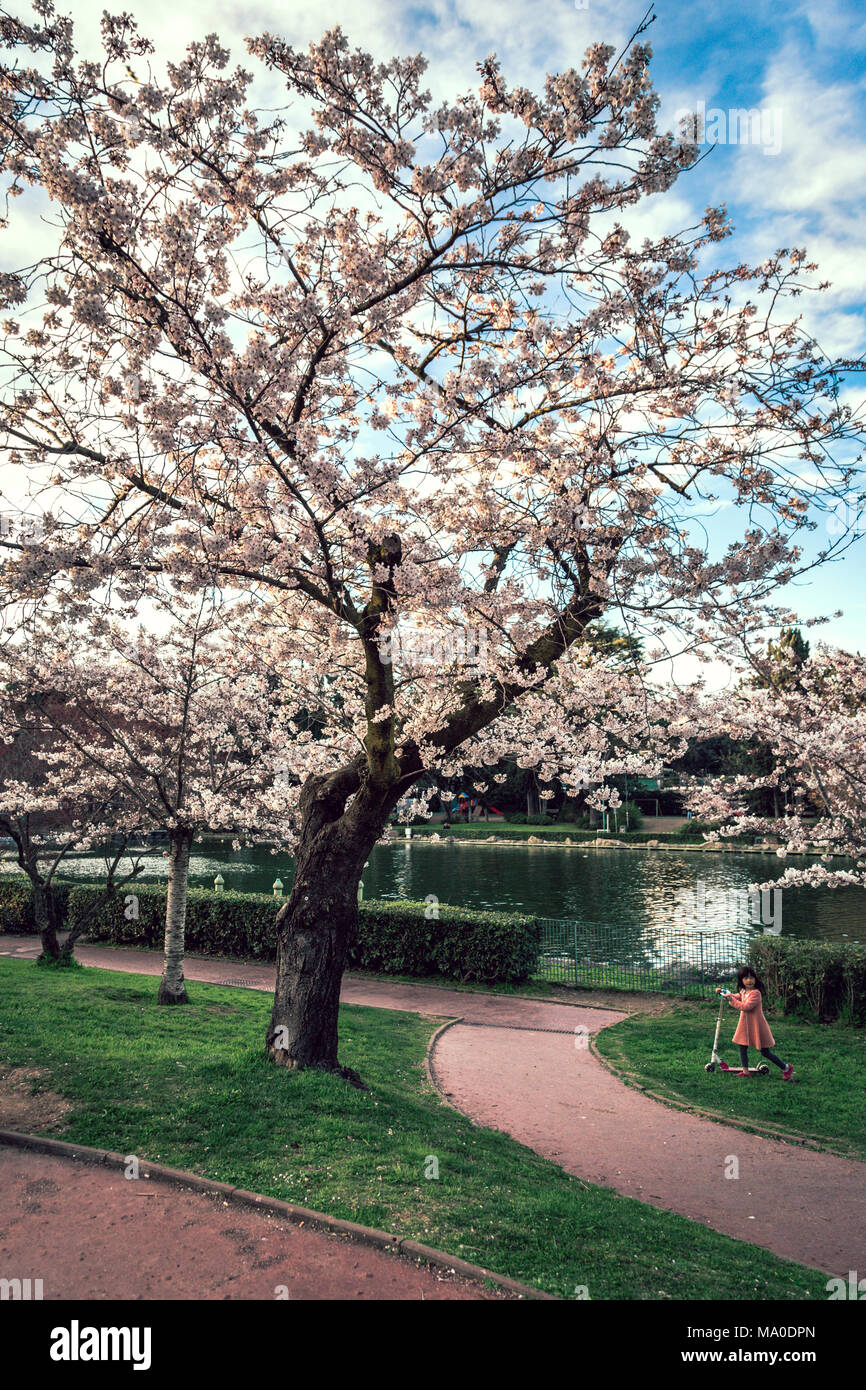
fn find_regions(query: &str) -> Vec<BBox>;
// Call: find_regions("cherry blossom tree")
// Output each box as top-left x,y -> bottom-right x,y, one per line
3,598 -> 301,999
0,644 -> 147,962
674,643 -> 866,888
0,7 -> 864,1075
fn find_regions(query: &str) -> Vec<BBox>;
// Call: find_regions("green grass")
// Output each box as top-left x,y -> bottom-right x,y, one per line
0,957 -> 838,1300
349,966 -> 567,999
534,958 -> 714,996
594,1002 -> 866,1161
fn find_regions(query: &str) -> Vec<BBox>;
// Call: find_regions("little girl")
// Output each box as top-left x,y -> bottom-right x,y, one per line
716,966 -> 795,1080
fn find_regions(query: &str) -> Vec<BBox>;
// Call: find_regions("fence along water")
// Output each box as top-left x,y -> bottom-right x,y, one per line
536,920 -> 753,997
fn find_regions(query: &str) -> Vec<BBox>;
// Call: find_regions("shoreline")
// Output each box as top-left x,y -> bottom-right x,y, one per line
371,834 -> 858,860
2,835 -> 855,863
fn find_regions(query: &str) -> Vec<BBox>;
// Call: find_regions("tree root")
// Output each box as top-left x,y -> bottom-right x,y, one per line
267,1047 -> 368,1089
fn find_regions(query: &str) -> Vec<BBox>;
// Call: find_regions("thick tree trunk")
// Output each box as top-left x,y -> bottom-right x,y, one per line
266,781 -> 390,1084
158,827 -> 192,1005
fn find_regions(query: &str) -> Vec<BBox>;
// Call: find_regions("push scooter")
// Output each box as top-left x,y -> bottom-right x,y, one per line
705,991 -> 769,1074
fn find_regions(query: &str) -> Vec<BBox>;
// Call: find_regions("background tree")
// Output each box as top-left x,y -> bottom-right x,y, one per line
0,651 -> 146,962
8,600 -> 301,1001
760,628 -> 811,689
674,644 -> 866,881
673,627 -> 813,817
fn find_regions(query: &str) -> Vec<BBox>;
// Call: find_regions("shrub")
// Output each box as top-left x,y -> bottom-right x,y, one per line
672,819 -> 722,840
0,875 -> 76,933
351,899 -> 542,983
67,883 -> 279,958
64,883 -> 543,985
609,801 -> 645,832
748,936 -> 866,1026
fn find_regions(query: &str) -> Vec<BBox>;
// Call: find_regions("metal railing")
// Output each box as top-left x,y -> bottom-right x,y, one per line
535,919 -> 754,997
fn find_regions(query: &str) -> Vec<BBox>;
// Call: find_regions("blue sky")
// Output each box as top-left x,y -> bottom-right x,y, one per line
4,0 -> 865,666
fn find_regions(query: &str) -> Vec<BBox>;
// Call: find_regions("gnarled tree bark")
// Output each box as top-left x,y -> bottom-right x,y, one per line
266,760 -> 397,1085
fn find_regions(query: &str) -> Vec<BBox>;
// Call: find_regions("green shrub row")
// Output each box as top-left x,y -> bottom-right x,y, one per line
350,897 -> 541,982
671,819 -> 722,840
410,824 -> 588,840
0,878 -> 542,985
0,875 -> 77,932
747,936 -> 866,1026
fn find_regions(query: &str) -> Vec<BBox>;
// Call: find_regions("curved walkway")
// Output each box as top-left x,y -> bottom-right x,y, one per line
2,934 -> 864,1279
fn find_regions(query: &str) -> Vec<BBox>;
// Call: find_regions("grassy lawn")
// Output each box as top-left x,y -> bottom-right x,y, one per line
0,957 -> 837,1301
593,1001 -> 866,1161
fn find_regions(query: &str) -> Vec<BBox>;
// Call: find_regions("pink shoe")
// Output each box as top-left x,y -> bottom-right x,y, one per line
782,1064 -> 795,1082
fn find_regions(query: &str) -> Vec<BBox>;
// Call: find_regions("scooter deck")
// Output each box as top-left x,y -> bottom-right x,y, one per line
718,1062 -> 768,1075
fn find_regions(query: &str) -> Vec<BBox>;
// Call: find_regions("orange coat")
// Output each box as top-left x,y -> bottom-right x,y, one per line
727,988 -> 775,1048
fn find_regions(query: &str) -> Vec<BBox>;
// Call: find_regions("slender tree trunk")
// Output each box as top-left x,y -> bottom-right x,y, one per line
158,827 -> 193,1005
33,878 -> 63,962
267,776 -> 394,1084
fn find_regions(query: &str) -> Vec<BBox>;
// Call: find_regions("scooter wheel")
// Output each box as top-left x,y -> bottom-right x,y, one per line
705,1062 -> 715,1072
757,1064 -> 769,1074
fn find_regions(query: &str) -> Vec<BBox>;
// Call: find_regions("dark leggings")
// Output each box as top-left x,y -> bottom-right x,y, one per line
739,1045 -> 786,1070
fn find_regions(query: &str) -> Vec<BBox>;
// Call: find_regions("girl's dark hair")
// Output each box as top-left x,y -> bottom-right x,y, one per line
737,964 -> 765,994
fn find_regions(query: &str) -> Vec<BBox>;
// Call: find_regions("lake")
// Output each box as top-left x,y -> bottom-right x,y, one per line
6,838 -> 864,943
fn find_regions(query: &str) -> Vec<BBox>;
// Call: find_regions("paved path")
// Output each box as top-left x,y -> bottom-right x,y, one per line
3,934 -> 865,1279
0,1147 -> 504,1300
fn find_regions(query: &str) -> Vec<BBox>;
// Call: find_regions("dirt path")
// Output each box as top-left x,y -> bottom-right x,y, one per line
0,1147 -> 506,1300
2,934 -> 864,1280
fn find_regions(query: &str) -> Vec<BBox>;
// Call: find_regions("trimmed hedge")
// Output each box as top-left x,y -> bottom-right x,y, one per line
748,935 -> 866,1027
350,897 -> 541,983
0,878 -> 541,985
0,875 -> 76,933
